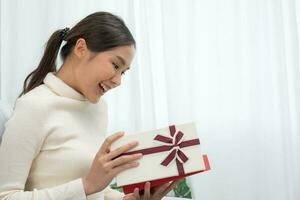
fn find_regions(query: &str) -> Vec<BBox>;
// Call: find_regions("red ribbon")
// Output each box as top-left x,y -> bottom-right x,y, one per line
122,125 -> 200,175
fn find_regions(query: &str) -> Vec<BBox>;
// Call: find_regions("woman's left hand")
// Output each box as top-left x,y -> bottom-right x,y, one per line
123,179 -> 183,200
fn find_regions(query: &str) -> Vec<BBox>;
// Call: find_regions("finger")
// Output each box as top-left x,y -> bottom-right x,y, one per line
111,161 -> 140,176
144,182 -> 151,199
123,193 -> 136,200
106,140 -> 140,161
161,179 -> 182,197
152,182 -> 172,195
99,132 -> 124,154
107,154 -> 142,168
133,188 -> 140,199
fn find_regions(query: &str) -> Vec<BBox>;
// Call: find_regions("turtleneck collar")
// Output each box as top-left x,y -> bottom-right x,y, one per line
43,72 -> 87,101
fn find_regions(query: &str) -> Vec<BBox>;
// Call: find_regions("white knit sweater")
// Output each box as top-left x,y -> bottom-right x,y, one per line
0,72 -> 124,200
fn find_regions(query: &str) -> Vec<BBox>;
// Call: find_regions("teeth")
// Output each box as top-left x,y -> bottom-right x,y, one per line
100,83 -> 107,92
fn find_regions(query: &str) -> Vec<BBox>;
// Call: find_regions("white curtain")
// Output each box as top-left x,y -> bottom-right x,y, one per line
0,0 -> 299,200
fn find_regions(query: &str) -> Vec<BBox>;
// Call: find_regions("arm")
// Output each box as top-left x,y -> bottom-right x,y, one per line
104,187 -> 124,200
0,179 -> 87,200
0,98 -> 91,200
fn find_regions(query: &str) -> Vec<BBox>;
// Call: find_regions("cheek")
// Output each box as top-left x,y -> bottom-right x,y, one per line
98,64 -> 115,80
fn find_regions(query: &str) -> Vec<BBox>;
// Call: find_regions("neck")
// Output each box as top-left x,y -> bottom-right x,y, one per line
56,55 -> 82,95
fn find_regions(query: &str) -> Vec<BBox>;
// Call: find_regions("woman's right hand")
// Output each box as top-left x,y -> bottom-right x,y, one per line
82,131 -> 143,195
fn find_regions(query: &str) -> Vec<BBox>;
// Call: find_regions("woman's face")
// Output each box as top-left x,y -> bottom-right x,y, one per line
72,40 -> 135,103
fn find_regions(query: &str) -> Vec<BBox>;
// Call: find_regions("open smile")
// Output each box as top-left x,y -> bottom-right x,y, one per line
98,83 -> 108,94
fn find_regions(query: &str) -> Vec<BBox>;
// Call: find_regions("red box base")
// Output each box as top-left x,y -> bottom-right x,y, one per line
121,154 -> 211,194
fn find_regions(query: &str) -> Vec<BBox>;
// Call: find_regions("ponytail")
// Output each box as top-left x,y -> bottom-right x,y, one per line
18,28 -> 69,98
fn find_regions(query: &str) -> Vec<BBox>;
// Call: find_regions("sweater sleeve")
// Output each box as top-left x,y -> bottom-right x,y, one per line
104,187 -> 124,200
0,98 -> 93,200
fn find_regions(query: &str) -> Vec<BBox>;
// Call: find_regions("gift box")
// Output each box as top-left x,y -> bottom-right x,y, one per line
110,122 -> 211,194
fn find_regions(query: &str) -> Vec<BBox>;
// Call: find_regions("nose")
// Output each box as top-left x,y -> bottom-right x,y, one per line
111,73 -> 121,87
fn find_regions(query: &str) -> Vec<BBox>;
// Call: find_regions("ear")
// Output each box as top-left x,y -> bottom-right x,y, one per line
73,38 -> 88,59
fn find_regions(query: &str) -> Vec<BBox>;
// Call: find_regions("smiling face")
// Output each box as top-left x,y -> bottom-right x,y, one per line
79,45 -> 134,103
57,38 -> 135,103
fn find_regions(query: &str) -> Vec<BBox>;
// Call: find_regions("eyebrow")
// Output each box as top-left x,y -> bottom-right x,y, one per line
116,55 -> 130,69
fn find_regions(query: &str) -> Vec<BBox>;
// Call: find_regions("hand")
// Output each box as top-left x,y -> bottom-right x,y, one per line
123,179 -> 183,200
82,132 -> 143,195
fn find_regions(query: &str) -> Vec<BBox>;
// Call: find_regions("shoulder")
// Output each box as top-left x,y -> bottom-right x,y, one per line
11,85 -> 56,122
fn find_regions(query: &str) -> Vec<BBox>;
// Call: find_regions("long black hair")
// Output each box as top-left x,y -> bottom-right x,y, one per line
18,11 -> 136,98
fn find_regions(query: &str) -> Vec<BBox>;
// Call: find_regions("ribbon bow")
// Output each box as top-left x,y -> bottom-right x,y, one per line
154,125 -> 189,167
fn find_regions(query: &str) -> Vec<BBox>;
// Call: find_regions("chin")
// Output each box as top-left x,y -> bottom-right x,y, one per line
87,95 -> 101,104
85,88 -> 103,104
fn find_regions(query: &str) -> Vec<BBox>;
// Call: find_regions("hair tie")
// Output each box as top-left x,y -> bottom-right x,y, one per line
59,27 -> 70,41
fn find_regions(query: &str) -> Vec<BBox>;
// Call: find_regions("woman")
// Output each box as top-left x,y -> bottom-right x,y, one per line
0,11 -> 179,200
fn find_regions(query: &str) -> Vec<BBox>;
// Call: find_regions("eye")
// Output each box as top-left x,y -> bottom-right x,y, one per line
112,62 -> 120,70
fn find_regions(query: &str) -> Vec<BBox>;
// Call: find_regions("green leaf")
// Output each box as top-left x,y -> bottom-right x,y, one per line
110,183 -> 123,193
173,178 -> 192,199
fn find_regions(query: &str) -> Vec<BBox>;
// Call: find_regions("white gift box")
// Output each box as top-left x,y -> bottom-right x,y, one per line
110,122 -> 210,194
